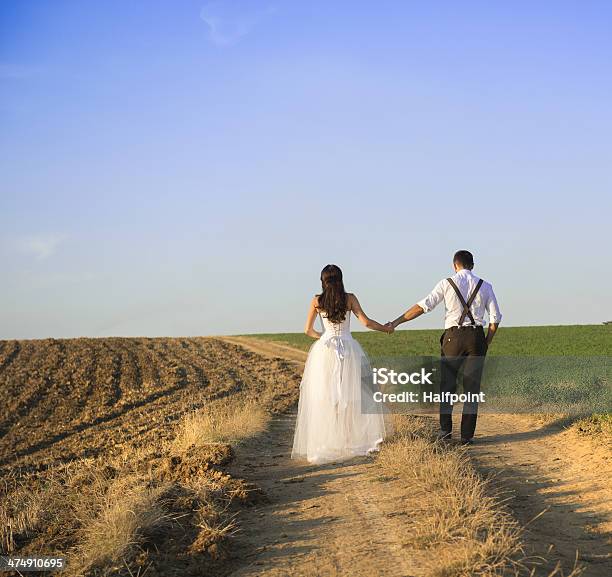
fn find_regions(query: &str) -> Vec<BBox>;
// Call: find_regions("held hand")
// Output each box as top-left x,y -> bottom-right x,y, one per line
384,322 -> 395,334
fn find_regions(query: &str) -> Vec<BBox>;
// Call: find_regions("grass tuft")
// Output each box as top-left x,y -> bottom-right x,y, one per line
75,475 -> 170,575
171,400 -> 267,454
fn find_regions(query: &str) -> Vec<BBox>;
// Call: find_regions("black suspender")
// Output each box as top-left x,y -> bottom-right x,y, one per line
446,278 -> 484,326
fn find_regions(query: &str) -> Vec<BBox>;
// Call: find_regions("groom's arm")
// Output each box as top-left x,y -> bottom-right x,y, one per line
390,280 -> 445,329
486,323 -> 499,346
484,283 -> 502,347
390,304 -> 425,328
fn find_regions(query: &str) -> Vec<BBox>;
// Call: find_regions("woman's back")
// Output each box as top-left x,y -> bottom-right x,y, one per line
319,308 -> 352,336
316,293 -> 352,337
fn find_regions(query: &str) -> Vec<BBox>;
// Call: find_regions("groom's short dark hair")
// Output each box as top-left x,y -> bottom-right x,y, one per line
453,250 -> 474,269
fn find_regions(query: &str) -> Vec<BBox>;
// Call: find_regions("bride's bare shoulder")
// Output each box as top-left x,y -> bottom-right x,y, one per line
347,293 -> 365,313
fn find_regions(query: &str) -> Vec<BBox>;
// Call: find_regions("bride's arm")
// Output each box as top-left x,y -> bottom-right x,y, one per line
304,296 -> 322,339
349,294 -> 393,333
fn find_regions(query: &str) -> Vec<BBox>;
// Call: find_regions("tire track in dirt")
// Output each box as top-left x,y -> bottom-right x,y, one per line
97,340 -> 123,406
0,340 -> 21,373
71,340 -> 98,417
115,338 -> 144,405
221,336 -> 308,365
175,338 -> 210,389
0,340 -> 64,443
226,413 -> 423,577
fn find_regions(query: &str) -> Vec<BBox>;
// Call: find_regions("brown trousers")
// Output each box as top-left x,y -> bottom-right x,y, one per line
439,326 -> 487,439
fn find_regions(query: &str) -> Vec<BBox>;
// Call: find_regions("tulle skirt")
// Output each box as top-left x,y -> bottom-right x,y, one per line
291,335 -> 390,464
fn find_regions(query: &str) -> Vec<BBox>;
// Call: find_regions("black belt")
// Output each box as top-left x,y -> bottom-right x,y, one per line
446,325 -> 484,331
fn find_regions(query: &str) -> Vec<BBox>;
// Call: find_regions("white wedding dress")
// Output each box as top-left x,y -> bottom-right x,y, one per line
291,310 -> 389,464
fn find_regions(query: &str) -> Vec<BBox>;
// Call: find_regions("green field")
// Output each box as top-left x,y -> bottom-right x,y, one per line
248,324 -> 611,357
249,325 -> 612,416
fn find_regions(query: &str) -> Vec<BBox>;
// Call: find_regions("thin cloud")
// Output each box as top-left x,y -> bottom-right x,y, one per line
200,2 -> 277,47
17,234 -> 65,259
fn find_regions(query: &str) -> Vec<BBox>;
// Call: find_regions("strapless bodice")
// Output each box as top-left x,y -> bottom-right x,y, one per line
319,312 -> 352,363
320,312 -> 352,338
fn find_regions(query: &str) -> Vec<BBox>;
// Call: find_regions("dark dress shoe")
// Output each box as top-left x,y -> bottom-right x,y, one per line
460,438 -> 473,445
437,431 -> 452,441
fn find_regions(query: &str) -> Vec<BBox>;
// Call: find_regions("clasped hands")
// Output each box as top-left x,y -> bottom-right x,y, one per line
383,320 -> 396,335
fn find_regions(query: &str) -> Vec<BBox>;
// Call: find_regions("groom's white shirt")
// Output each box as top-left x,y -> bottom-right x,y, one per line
417,269 -> 502,329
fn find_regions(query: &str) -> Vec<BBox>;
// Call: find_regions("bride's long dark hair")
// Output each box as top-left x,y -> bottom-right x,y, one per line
317,264 -> 348,323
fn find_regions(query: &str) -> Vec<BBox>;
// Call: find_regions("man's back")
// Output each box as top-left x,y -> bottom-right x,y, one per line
417,268 -> 502,329
388,251 -> 503,443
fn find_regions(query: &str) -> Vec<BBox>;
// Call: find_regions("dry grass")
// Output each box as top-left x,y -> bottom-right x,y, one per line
0,459 -> 168,575
1,459 -> 106,556
170,399 -> 268,454
189,501 -> 239,558
572,413 -> 612,444
0,336 -> 301,575
378,414 -> 588,577
1,398 -> 271,576
74,475 -> 170,575
0,483 -> 46,553
379,415 -> 523,577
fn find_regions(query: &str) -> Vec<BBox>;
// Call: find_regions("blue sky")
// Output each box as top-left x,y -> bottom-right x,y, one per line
1,1 -> 611,338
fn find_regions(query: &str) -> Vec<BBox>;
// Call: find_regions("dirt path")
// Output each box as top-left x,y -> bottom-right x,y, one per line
474,414 -> 611,575
220,337 -> 424,576
221,337 -> 612,577
221,336 -> 309,364
226,412 -> 427,577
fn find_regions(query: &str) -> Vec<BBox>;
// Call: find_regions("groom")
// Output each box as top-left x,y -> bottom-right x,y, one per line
387,250 -> 502,444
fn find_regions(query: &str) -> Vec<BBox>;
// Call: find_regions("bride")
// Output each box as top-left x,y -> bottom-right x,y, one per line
291,264 -> 393,464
